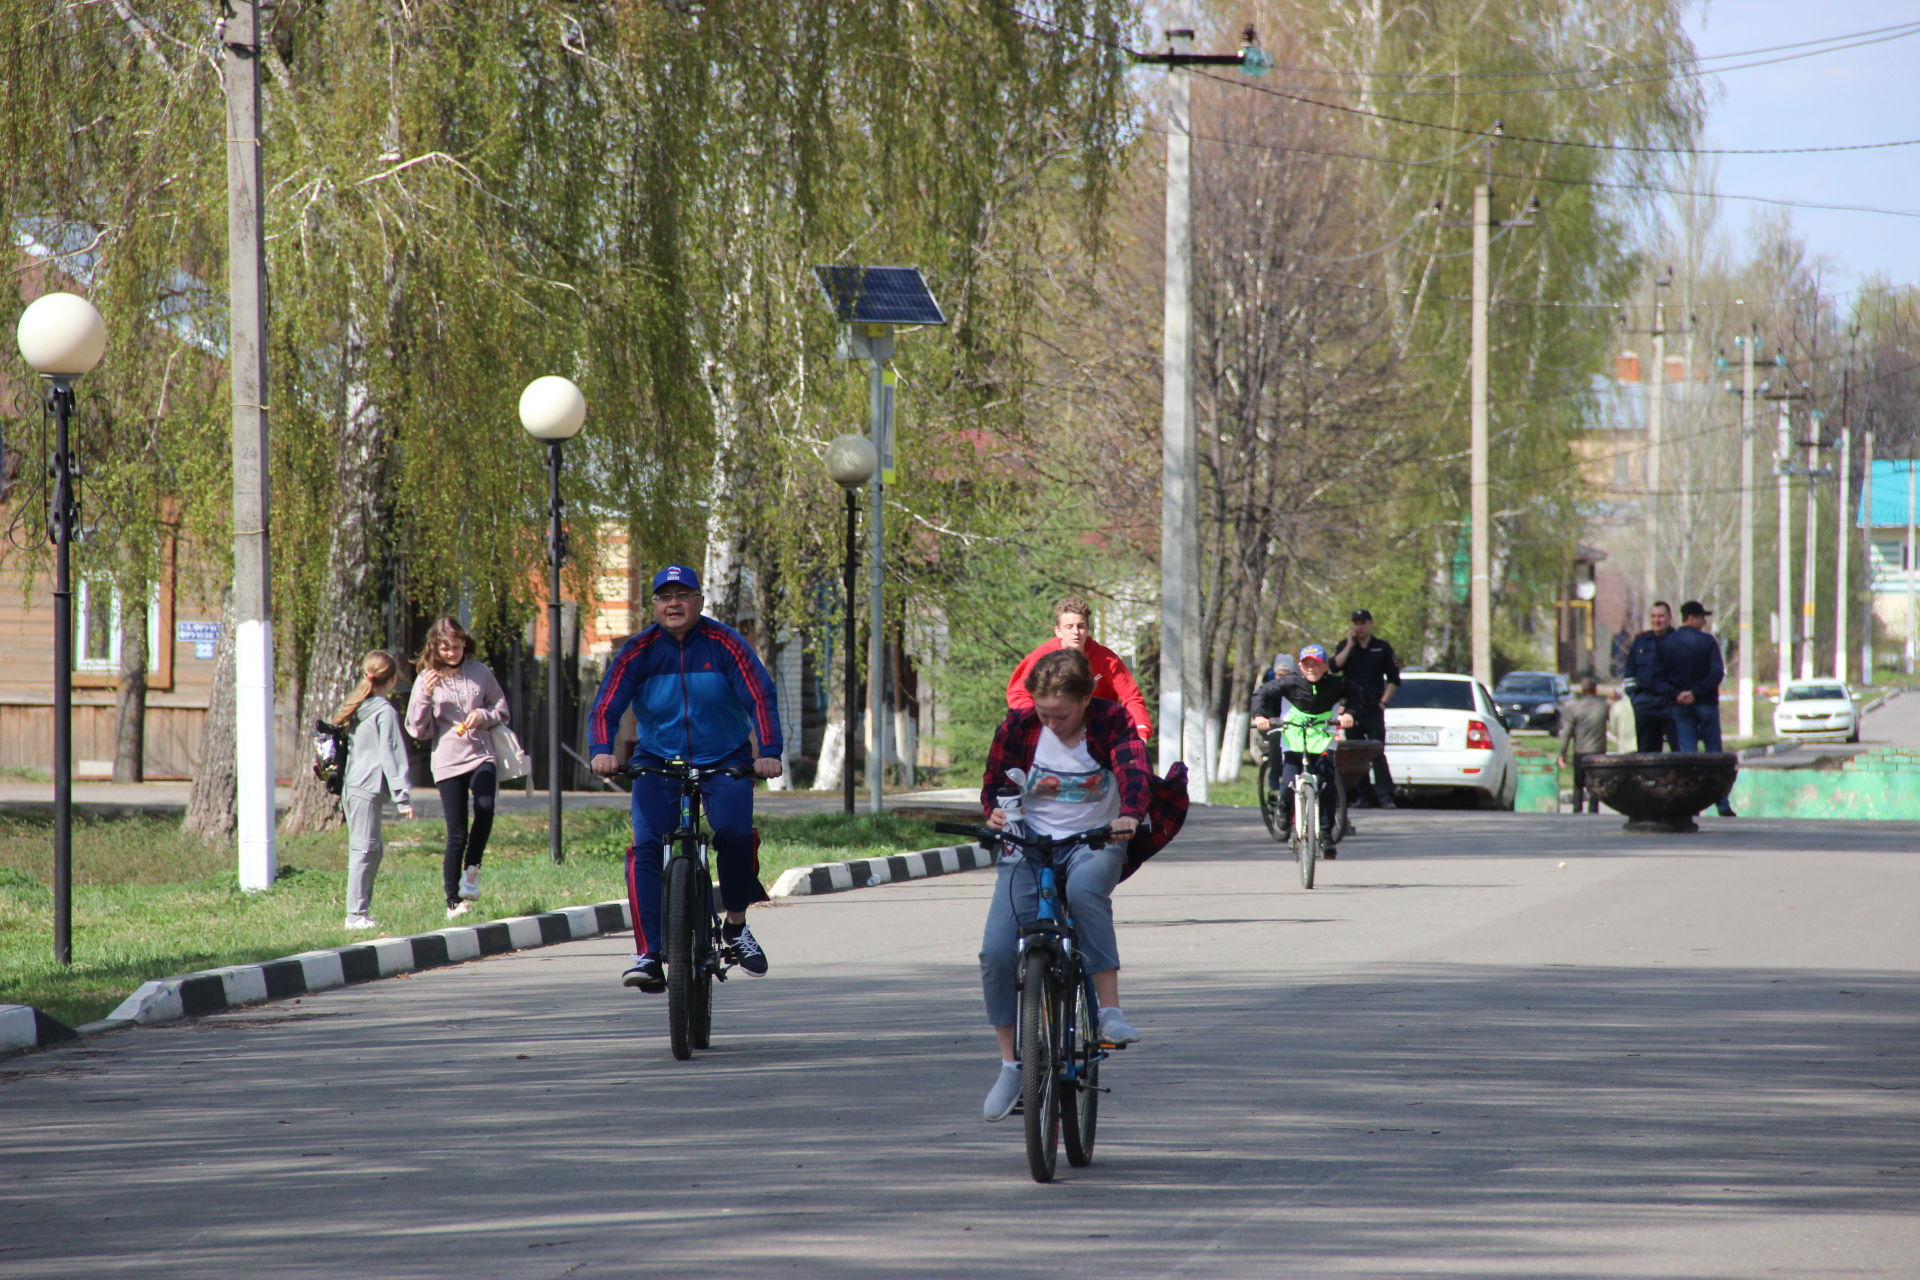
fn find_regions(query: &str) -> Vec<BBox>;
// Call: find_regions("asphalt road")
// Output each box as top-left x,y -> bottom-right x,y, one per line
3,806 -> 1916,1279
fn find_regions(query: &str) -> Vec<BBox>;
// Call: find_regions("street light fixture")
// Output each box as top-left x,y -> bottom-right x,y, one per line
825,433 -> 877,815
519,374 -> 586,866
16,291 -> 106,967
813,264 -> 947,814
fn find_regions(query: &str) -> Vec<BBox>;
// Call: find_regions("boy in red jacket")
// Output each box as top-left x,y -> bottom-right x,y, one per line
1005,594 -> 1152,740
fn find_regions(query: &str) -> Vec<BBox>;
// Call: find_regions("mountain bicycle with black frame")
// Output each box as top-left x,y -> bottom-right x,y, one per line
617,760 -> 759,1060
936,819 -> 1120,1183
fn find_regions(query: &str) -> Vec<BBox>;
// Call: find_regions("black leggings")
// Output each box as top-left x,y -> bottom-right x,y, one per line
437,763 -> 497,905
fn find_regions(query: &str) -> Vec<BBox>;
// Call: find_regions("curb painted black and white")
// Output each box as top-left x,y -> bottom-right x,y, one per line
1,900 -> 633,1056
767,842 -> 993,897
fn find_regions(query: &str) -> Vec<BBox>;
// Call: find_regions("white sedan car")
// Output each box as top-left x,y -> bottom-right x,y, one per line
1772,680 -> 1861,743
1382,673 -> 1518,809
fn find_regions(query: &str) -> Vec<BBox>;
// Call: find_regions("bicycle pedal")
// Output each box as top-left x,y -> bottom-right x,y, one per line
1096,1041 -> 1129,1051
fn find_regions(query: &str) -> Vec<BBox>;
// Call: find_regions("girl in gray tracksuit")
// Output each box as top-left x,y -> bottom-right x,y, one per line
337,651 -> 414,929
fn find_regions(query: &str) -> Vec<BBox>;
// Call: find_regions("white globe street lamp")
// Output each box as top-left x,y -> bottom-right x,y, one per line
520,376 -> 586,864
16,291 -> 107,967
825,435 -> 877,814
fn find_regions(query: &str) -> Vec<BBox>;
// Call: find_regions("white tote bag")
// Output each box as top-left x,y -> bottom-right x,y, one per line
490,725 -> 530,782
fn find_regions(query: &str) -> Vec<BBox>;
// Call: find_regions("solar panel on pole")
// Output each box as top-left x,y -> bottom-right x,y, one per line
813,266 -> 947,327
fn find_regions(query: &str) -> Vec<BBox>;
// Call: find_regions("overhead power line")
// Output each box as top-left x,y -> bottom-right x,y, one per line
1194,70 -> 1920,157
1134,121 -> 1920,221
1224,20 -> 1920,81
1247,23 -> 1920,96
981,3 -> 1920,156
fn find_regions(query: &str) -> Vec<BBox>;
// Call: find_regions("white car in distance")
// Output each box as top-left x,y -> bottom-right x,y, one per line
1382,673 -> 1517,809
1772,680 -> 1861,743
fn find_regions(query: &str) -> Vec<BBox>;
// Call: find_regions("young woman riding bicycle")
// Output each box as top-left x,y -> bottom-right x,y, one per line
976,648 -> 1179,1123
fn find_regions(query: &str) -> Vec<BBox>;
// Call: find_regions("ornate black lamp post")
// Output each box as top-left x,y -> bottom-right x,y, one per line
16,291 -> 107,965
825,434 -> 877,814
519,375 -> 586,865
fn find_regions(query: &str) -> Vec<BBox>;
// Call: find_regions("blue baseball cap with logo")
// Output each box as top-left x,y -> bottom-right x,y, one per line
1297,643 -> 1328,664
651,564 -> 702,594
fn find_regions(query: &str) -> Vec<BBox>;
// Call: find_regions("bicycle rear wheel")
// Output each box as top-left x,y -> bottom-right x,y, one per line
1257,757 -> 1283,841
1018,948 -> 1061,1183
665,849 -> 699,1060
690,863 -> 714,1050
1296,779 -> 1319,889
1061,966 -> 1099,1168
1329,767 -> 1350,850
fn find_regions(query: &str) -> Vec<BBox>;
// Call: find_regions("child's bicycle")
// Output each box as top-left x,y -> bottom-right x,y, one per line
1255,710 -> 1345,889
936,819 -> 1120,1183
616,760 -> 759,1061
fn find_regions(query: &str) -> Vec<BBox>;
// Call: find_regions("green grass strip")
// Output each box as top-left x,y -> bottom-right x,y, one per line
0,808 -> 940,1028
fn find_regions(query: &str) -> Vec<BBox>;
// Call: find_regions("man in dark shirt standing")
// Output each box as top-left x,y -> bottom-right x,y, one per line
1659,600 -> 1735,817
1621,601 -> 1676,753
1329,609 -> 1401,808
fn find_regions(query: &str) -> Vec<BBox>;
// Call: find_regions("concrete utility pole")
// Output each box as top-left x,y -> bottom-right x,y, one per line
223,0 -> 276,890
1835,374 -> 1852,681
1860,422 -> 1875,685
1158,25 -> 1199,796
1451,134 -> 1536,689
1775,402 -> 1794,694
1643,272 -> 1671,607
1735,333 -> 1757,737
1896,460 -> 1912,679
867,355 -> 893,815
1801,415 -> 1821,681
1469,181 -> 1493,689
1132,23 -> 1273,795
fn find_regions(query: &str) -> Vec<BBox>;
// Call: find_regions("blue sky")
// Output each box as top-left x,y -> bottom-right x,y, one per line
1684,1 -> 1920,293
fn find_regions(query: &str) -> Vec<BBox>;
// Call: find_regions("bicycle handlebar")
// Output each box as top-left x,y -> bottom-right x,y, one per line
609,763 -> 760,784
933,820 -> 1113,853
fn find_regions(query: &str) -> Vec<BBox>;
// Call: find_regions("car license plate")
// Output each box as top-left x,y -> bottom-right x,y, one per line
1386,727 -> 1438,745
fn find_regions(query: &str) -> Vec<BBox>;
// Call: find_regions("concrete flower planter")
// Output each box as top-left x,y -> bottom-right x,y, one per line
1580,751 -> 1738,833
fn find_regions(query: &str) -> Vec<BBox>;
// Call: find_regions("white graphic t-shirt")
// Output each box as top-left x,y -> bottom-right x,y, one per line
1023,727 -> 1121,838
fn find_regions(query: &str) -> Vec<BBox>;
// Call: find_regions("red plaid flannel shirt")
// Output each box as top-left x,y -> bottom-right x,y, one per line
980,698 -> 1189,879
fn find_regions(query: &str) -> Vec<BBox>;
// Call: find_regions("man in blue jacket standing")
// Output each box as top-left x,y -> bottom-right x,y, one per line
1659,600 -> 1735,817
1621,600 -> 1676,753
589,565 -> 785,991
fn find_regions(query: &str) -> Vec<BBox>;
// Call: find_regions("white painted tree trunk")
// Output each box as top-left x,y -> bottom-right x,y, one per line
812,720 -> 847,793
1215,707 -> 1248,783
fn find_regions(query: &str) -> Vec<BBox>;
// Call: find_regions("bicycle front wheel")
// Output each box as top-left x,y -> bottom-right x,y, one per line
665,850 -> 700,1060
1018,948 -> 1061,1183
1296,779 -> 1319,889
1061,967 -> 1099,1168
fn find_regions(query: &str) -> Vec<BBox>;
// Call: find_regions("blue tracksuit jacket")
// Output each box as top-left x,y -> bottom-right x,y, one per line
588,618 -> 783,765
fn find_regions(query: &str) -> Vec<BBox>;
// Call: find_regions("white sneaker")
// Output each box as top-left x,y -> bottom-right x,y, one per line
343,915 -> 379,931
983,1062 -> 1022,1122
446,900 -> 472,920
458,866 -> 481,899
1098,1006 -> 1140,1045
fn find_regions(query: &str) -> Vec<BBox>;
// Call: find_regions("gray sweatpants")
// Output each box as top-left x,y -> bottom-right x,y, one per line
343,789 -> 385,917
978,842 -> 1125,1027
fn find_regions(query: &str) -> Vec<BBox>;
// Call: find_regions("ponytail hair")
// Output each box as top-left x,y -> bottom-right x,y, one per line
334,650 -> 400,726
